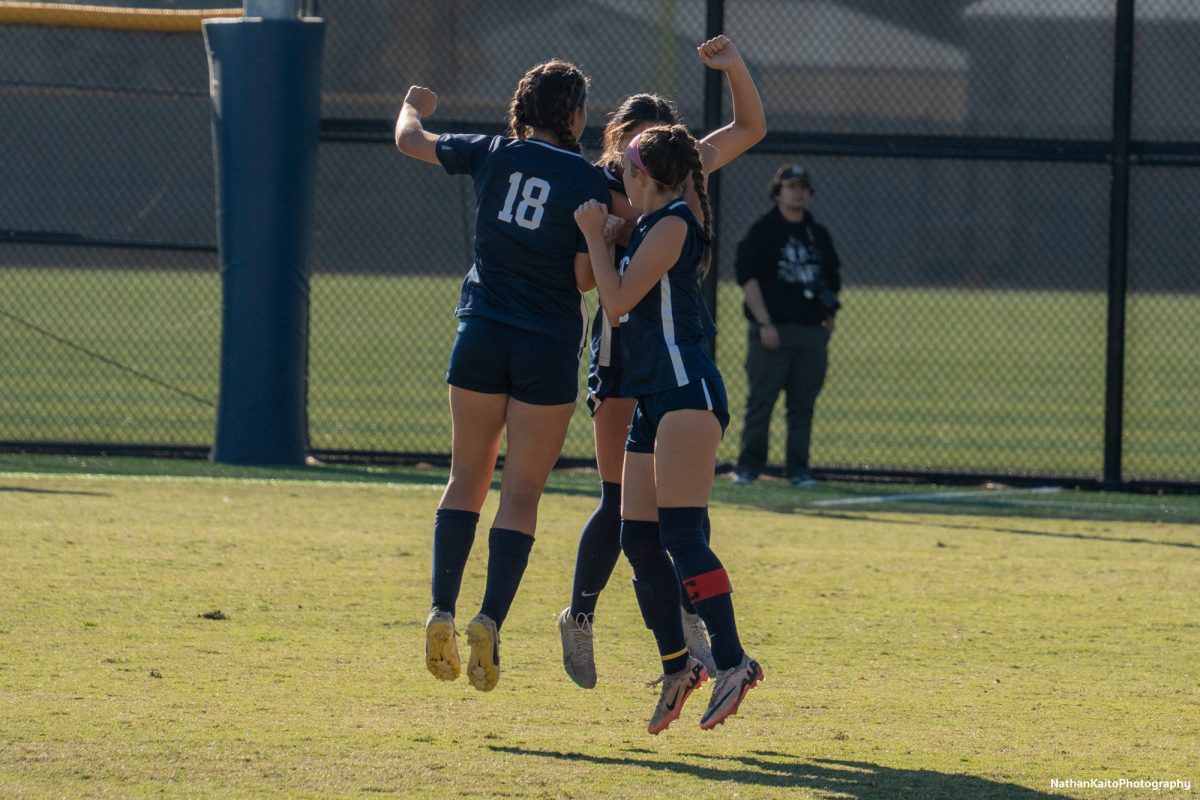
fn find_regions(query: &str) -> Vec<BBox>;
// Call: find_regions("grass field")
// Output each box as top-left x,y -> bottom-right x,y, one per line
1,454 -> 1197,798
1,267 -> 1198,481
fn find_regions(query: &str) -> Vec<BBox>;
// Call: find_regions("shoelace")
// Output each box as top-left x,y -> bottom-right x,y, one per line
706,663 -> 746,704
701,670 -> 731,711
646,666 -> 693,691
568,613 -> 595,649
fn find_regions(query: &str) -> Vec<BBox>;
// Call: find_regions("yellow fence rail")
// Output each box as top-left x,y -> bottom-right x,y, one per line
0,2 -> 241,32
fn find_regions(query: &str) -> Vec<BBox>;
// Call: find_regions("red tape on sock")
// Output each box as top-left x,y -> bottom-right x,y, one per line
682,568 -> 732,603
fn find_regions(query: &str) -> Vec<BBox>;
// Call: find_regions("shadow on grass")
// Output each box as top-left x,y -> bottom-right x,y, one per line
488,745 -> 1069,799
808,509 -> 1200,551
712,478 -> 1200,527
0,484 -> 109,497
8,454 -> 1197,528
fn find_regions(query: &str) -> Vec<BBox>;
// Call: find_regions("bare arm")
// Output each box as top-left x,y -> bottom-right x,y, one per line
575,209 -> 624,294
574,251 -> 597,293
394,85 -> 441,165
577,202 -> 619,317
577,200 -> 685,319
696,36 -> 766,174
608,190 -> 639,248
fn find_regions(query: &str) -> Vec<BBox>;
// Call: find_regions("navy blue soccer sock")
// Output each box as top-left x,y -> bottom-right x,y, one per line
660,506 -> 744,671
430,508 -> 479,617
692,592 -> 743,671
568,481 -> 623,620
676,507 -> 711,616
478,527 -> 534,630
621,519 -> 689,675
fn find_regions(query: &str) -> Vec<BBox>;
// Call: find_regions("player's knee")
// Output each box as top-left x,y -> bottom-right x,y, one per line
496,482 -> 544,516
619,519 -> 661,570
596,481 -> 622,520
658,523 -> 707,558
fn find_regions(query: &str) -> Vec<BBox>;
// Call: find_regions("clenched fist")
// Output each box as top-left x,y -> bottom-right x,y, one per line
574,199 -> 610,237
403,85 -> 437,118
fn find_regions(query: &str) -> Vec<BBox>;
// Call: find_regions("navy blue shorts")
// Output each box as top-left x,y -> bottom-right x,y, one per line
446,316 -> 581,405
586,362 -> 625,416
586,321 -> 629,416
626,375 -> 730,454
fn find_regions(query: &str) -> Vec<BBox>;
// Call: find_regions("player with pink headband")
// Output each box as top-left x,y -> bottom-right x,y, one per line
576,120 -> 763,733
558,35 -> 765,700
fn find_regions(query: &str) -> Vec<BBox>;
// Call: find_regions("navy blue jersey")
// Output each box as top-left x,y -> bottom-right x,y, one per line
590,163 -> 629,371
601,163 -> 625,195
438,133 -> 611,344
618,199 -> 719,396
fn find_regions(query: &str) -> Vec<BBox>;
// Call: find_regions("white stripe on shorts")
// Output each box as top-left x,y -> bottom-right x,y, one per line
578,294 -> 589,355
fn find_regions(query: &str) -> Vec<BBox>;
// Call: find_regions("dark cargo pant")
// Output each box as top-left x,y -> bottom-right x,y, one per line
736,322 -> 829,479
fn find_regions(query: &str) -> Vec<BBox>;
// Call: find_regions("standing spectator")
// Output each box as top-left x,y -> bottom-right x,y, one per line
733,164 -> 841,487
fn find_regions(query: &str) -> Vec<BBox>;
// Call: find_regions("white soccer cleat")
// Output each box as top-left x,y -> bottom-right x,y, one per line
558,607 -> 597,689
681,609 -> 717,677
699,653 -> 763,730
646,656 -> 708,735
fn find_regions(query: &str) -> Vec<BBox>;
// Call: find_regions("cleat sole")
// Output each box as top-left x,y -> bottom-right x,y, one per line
424,619 -> 460,681
466,618 -> 499,692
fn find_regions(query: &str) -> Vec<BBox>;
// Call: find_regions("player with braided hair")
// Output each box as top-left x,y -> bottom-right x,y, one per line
558,35 -> 765,693
575,124 -> 763,733
394,60 -> 609,693
506,60 -> 587,154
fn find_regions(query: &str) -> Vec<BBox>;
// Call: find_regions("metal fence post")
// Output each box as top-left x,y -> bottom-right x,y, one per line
1103,0 -> 1136,489
702,0 -> 725,347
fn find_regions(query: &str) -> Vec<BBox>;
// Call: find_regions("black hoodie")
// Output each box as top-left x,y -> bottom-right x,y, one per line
734,206 -> 841,327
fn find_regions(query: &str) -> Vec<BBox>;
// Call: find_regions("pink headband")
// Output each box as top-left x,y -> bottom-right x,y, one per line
626,133 -> 651,180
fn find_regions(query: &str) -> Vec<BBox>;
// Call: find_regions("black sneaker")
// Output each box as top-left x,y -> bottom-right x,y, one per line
789,472 -> 818,488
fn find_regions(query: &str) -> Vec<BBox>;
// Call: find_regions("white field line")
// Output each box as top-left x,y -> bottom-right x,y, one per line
810,487 -> 1192,515
808,486 -> 1063,508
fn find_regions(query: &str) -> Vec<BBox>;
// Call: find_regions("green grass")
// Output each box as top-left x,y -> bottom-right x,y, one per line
0,454 -> 1197,798
1,267 -> 1198,481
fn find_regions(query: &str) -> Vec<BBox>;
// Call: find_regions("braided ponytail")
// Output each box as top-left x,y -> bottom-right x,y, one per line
505,73 -> 532,140
679,133 -> 713,277
549,86 -> 581,154
505,60 -> 588,153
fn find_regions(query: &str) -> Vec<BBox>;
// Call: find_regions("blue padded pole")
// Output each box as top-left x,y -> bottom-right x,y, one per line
204,13 -> 324,465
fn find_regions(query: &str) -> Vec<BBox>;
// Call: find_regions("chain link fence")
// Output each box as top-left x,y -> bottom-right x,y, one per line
2,0 -> 1197,486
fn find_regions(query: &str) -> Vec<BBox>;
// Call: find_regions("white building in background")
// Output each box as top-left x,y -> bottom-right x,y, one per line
3,1 -> 1195,287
